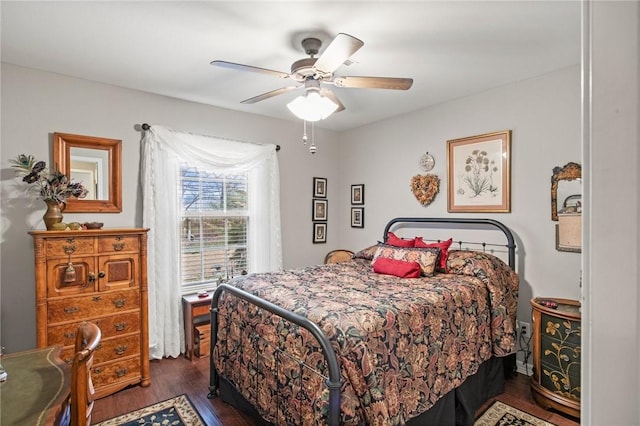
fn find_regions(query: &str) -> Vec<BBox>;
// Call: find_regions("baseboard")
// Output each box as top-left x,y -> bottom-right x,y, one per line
516,359 -> 533,376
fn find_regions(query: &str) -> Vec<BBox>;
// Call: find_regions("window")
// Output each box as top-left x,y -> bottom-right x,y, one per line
180,166 -> 248,290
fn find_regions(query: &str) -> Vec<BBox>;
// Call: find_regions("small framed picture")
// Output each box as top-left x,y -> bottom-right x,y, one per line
312,199 -> 328,221
313,222 -> 327,244
351,184 -> 364,205
313,177 -> 327,198
351,207 -> 364,228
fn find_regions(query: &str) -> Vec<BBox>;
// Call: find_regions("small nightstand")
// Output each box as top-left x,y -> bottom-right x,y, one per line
530,297 -> 581,418
182,293 -> 213,360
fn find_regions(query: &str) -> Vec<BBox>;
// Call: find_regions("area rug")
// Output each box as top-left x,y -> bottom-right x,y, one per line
475,400 -> 557,426
94,394 -> 205,426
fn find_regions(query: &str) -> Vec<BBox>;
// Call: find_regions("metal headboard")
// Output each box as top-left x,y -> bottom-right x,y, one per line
382,217 -> 516,270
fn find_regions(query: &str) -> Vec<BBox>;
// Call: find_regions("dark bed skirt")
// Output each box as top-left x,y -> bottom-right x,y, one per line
215,354 -> 512,425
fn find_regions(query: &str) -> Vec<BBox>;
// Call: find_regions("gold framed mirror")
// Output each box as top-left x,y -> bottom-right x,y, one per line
53,132 -> 122,213
551,162 -> 581,221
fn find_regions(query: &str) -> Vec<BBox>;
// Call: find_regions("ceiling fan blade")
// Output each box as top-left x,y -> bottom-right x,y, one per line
320,89 -> 345,112
240,86 -> 299,104
313,33 -> 364,74
210,60 -> 290,79
333,76 -> 413,90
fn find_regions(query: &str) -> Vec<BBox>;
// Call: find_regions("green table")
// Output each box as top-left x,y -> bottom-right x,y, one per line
0,346 -> 70,425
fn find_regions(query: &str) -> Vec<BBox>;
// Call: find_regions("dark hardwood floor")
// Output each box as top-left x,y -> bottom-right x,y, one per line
92,356 -> 580,425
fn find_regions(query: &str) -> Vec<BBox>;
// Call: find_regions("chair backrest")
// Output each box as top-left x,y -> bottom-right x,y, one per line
324,249 -> 355,264
70,321 -> 101,426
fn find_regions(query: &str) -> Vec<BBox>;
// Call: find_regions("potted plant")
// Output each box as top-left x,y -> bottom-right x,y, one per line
11,154 -> 88,229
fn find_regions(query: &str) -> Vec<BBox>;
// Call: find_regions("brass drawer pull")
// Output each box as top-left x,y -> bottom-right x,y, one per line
63,306 -> 79,314
114,322 -> 127,331
114,345 -> 128,355
115,368 -> 128,378
93,367 -> 103,374
64,331 -> 76,339
113,242 -> 126,251
63,244 -> 77,254
113,299 -> 126,308
92,296 -> 102,302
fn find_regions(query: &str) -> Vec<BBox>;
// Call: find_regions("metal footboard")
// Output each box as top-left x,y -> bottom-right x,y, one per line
208,283 -> 342,426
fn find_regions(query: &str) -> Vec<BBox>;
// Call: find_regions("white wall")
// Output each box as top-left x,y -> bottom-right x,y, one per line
1,63 -> 583,347
337,66 -> 583,327
1,64 -> 582,355
0,64 -> 341,351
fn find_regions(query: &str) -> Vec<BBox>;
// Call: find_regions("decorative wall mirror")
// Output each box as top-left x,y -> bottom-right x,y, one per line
53,132 -> 122,213
551,162 -> 582,252
551,162 -> 581,221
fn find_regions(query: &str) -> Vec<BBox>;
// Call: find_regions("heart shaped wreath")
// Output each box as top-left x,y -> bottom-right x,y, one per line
410,174 -> 440,206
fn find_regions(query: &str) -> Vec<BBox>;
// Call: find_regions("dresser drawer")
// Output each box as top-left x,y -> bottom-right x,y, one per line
99,235 -> 140,253
46,237 -> 95,257
92,357 -> 141,388
47,289 -> 140,323
59,334 -> 140,365
95,312 -> 141,337
47,311 -> 141,346
94,334 -> 141,364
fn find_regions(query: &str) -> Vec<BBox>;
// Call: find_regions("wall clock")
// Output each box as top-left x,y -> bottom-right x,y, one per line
419,152 -> 435,171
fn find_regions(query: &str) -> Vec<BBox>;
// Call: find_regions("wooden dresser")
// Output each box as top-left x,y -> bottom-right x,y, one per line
31,228 -> 150,399
530,297 -> 581,418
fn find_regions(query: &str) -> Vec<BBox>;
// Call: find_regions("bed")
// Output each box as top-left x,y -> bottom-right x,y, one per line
208,217 -> 519,425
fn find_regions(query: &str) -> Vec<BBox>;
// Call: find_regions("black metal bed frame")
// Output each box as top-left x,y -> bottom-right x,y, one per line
208,217 -> 517,426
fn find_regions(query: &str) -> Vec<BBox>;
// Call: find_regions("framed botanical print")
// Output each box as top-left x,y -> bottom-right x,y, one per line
447,130 -> 511,213
351,184 -> 364,205
313,177 -> 327,198
312,199 -> 328,221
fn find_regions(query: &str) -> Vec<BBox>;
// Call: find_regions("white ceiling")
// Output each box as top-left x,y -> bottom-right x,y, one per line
1,1 -> 581,132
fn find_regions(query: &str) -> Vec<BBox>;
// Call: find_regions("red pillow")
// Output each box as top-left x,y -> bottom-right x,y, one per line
414,237 -> 453,272
373,257 -> 422,278
386,231 -> 415,247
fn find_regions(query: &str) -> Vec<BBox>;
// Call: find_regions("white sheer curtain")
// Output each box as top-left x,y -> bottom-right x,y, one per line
141,125 -> 282,359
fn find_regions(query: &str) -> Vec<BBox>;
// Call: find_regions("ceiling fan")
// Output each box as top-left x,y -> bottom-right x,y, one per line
210,33 -> 413,117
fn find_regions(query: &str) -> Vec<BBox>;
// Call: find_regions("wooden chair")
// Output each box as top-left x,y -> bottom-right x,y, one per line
324,249 -> 355,264
70,321 -> 102,426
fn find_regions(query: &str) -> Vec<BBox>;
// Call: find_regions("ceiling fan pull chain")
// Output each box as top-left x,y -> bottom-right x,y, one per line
302,120 -> 308,145
309,121 -> 317,155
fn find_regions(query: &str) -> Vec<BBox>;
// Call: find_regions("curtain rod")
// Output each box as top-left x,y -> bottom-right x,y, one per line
141,123 -> 280,151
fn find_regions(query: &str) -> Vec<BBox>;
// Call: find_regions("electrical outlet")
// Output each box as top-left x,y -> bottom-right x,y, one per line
519,321 -> 531,339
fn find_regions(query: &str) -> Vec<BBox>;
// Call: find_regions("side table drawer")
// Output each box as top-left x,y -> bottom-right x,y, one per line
539,311 -> 581,402
530,297 -> 581,419
192,303 -> 210,318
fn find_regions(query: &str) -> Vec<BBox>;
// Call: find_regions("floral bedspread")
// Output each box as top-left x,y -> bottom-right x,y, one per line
213,250 -> 518,425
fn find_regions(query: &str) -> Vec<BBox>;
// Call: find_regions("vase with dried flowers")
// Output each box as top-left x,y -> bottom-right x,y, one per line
11,154 -> 88,230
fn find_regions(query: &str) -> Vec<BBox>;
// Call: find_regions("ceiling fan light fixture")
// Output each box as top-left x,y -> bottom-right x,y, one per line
287,91 -> 339,122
